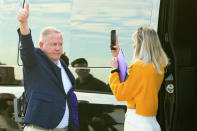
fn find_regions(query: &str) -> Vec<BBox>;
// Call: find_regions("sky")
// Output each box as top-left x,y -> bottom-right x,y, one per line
0,0 -> 160,82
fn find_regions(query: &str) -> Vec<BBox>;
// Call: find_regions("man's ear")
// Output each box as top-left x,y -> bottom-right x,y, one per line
39,41 -> 43,50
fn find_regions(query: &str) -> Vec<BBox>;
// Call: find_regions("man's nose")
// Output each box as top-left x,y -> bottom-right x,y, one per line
55,44 -> 62,50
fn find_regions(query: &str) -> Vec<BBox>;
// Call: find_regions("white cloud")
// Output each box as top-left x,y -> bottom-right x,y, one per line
30,3 -> 71,14
0,11 -> 3,24
72,8 -> 151,22
0,2 -> 71,26
0,2 -> 71,14
123,19 -> 149,27
72,0 -> 152,10
71,0 -> 152,15
72,33 -> 107,40
69,0 -> 160,49
71,22 -> 111,33
0,2 -> 18,11
70,0 -> 155,33
0,0 -> 3,5
28,16 -> 70,28
71,14 -> 87,21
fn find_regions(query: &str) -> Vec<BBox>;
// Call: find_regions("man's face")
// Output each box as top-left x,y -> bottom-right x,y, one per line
74,63 -> 90,78
40,32 -> 63,62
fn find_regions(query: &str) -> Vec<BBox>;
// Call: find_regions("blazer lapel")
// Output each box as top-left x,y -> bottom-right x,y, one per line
37,49 -> 75,93
37,49 -> 66,93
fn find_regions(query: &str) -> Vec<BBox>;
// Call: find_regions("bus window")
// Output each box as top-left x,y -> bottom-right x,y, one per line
0,0 -> 160,90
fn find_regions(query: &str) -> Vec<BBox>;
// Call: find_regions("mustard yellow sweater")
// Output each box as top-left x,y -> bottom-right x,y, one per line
109,61 -> 164,116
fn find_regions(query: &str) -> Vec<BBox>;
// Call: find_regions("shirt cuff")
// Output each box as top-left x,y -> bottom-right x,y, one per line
17,28 -> 31,38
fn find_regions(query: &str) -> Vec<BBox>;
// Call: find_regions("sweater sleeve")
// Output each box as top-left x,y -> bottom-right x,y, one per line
109,63 -> 143,101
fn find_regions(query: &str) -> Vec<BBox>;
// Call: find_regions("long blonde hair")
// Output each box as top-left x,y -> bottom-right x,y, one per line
132,27 -> 169,74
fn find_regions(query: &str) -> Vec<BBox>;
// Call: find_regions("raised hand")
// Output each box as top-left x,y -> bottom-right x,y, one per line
17,3 -> 29,24
17,3 -> 30,35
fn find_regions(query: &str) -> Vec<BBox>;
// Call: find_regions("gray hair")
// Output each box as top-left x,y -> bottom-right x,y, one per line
39,26 -> 62,43
132,27 -> 169,74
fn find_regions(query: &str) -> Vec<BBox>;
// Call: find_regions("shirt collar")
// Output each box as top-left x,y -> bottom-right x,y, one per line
56,60 -> 62,68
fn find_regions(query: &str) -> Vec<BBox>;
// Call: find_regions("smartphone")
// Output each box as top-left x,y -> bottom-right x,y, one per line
110,30 -> 116,50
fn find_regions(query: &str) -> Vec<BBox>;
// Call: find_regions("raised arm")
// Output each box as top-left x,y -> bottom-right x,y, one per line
17,3 -> 30,35
17,3 -> 36,67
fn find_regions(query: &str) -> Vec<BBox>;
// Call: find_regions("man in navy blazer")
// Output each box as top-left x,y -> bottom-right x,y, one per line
17,3 -> 79,131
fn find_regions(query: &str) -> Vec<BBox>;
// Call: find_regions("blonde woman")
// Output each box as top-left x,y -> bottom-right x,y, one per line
109,27 -> 168,131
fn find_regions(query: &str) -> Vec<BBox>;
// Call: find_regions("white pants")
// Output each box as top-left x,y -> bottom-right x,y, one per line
124,109 -> 161,131
24,124 -> 67,131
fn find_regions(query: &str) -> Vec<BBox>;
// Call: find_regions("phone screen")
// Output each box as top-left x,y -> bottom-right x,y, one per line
110,30 -> 116,50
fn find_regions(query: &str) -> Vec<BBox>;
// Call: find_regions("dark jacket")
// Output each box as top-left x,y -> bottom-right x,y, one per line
18,29 -> 79,131
76,74 -> 109,92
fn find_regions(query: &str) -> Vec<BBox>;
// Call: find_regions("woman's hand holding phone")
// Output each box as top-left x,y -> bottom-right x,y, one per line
111,36 -> 120,57
110,57 -> 118,70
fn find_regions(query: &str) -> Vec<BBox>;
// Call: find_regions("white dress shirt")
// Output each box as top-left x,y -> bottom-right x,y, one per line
56,60 -> 72,128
